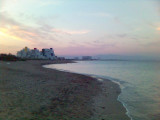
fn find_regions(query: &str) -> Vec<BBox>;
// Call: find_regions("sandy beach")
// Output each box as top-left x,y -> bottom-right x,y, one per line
0,60 -> 130,120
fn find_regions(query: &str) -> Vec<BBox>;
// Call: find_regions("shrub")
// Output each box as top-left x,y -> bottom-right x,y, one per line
0,54 -> 26,61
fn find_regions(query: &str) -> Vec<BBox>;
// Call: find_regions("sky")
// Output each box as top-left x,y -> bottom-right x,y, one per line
0,0 -> 160,57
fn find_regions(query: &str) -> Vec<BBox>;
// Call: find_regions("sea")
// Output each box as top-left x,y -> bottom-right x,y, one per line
43,60 -> 160,120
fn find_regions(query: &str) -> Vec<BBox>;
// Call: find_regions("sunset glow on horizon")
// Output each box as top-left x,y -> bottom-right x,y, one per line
0,0 -> 160,57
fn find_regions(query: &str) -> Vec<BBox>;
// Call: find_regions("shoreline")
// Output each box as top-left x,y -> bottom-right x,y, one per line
44,63 -> 132,120
117,96 -> 132,120
0,60 -> 130,120
42,60 -> 131,120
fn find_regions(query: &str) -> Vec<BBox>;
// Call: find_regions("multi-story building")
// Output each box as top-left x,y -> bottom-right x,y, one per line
42,48 -> 56,60
17,47 -> 31,59
30,48 -> 46,59
82,56 -> 92,60
17,47 -> 56,60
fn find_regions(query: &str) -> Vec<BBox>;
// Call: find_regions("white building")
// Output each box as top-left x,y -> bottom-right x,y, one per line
42,48 -> 56,60
17,47 -> 56,60
82,56 -> 92,60
17,47 -> 31,59
30,48 -> 46,59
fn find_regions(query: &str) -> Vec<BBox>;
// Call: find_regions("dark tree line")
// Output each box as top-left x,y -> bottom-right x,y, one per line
0,54 -> 25,61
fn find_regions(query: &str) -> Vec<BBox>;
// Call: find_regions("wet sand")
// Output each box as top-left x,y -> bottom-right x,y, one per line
0,60 -> 130,120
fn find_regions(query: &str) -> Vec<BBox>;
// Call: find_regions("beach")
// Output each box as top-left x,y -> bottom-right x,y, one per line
0,60 -> 130,120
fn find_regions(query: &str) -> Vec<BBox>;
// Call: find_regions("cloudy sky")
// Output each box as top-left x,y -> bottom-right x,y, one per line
0,0 -> 160,56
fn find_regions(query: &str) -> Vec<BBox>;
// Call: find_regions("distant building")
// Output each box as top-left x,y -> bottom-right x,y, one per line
58,57 -> 65,60
82,56 -> 92,60
17,47 -> 56,60
30,48 -> 45,59
17,47 -> 31,59
74,57 -> 79,60
42,48 -> 56,60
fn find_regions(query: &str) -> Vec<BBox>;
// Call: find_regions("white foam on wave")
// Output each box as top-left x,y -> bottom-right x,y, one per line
90,75 -> 104,82
117,95 -> 133,120
90,75 -> 132,120
97,78 -> 104,82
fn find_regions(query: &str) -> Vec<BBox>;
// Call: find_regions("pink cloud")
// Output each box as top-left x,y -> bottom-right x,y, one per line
157,27 -> 160,31
52,29 -> 90,35
0,12 -> 58,50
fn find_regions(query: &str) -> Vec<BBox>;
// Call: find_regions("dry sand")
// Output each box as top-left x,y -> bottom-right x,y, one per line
0,60 -> 130,120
